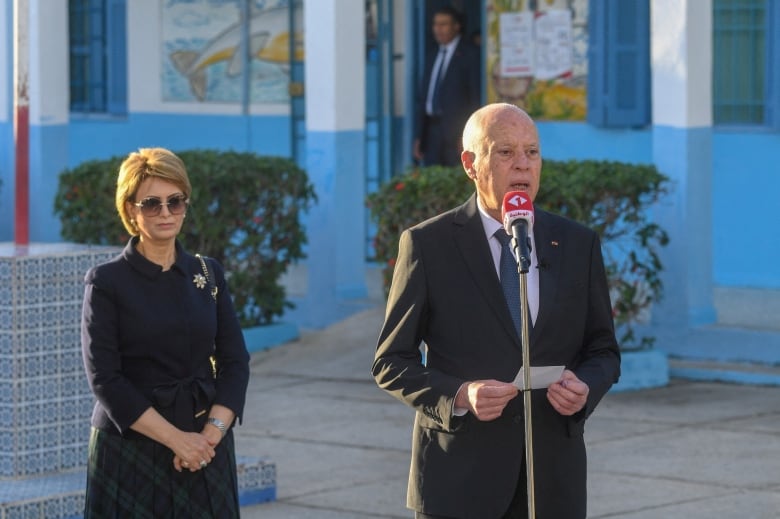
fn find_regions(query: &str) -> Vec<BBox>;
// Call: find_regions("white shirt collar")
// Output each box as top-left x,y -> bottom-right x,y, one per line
441,35 -> 460,54
476,196 -> 503,241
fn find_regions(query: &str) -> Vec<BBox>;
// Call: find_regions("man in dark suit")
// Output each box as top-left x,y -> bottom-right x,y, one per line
413,6 -> 481,167
373,103 -> 621,519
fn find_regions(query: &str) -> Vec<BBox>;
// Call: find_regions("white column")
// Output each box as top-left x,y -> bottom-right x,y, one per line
303,0 -> 367,328
27,0 -> 69,241
651,0 -> 716,327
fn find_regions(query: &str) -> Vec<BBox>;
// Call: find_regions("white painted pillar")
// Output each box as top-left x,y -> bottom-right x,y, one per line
302,0 -> 367,328
28,0 -> 69,241
650,0 -> 716,327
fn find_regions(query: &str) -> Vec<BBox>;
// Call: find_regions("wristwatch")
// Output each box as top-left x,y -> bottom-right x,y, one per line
207,417 -> 227,436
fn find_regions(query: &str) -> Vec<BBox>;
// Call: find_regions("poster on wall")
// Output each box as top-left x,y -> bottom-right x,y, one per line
487,0 -> 587,120
162,0 -> 302,104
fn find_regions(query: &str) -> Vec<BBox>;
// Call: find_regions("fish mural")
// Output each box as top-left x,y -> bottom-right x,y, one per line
169,4 -> 303,102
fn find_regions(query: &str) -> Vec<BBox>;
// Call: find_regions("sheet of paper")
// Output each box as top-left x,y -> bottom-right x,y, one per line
512,365 -> 565,390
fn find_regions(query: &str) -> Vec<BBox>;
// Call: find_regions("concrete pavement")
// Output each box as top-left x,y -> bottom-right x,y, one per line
234,300 -> 780,519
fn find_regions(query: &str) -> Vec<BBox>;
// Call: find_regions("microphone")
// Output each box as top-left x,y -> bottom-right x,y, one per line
501,191 -> 534,273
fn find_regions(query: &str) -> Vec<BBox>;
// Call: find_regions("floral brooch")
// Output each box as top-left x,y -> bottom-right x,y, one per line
193,273 -> 207,290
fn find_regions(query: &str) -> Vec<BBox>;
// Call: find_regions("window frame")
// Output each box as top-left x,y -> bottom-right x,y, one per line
69,0 -> 127,116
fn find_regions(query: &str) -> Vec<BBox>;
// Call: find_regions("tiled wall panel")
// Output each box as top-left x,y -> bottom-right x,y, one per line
0,245 -> 119,478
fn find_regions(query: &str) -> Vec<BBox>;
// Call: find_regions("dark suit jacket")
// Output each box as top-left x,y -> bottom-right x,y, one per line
415,38 -> 481,166
373,194 -> 621,519
82,238 -> 250,437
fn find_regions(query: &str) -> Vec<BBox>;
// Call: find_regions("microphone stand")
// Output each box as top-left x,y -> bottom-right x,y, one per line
513,235 -> 535,519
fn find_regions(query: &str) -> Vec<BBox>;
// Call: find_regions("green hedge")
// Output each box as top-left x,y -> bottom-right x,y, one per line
367,160 -> 670,350
54,150 -> 316,328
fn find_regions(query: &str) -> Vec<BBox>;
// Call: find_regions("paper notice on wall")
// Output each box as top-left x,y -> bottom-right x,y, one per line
534,9 -> 573,80
499,12 -> 535,77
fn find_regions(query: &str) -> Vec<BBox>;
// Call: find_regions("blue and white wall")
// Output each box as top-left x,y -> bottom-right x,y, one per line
299,0 -> 368,328
0,0 -> 296,242
1,0 -> 779,333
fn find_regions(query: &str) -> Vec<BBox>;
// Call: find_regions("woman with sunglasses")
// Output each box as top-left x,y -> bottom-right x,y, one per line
81,147 -> 250,518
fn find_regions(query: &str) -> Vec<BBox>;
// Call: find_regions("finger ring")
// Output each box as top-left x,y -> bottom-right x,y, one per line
182,461 -> 189,467
199,460 -> 207,469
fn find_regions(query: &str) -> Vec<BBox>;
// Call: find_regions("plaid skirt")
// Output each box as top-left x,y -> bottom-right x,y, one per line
84,427 -> 240,519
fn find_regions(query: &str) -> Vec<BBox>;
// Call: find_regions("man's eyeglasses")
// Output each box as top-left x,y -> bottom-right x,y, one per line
134,195 -> 189,217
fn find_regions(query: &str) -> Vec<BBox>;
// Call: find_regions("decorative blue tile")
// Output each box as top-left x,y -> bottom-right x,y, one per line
62,493 -> 84,516
44,400 -> 61,423
0,308 -> 13,328
21,353 -> 44,379
0,331 -> 13,354
23,378 -> 45,402
0,380 -> 15,403
61,422 -> 86,446
21,329 -> 44,354
44,496 -> 65,518
60,350 -> 83,376
19,306 -> 42,330
0,404 -> 15,426
43,375 -> 61,400
0,283 -> 12,304
21,402 -> 45,427
44,424 -> 60,448
61,445 -> 85,469
46,449 -> 64,473
0,452 -> 14,477
0,354 -> 15,378
0,258 -> 12,277
42,353 -> 60,376
22,449 -> 45,476
60,399 -> 77,424
0,428 -> 16,451
20,427 -> 44,451
77,396 -> 94,417
61,377 -> 81,399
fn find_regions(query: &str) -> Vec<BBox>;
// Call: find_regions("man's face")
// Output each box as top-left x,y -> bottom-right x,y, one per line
462,109 -> 542,222
432,13 -> 460,45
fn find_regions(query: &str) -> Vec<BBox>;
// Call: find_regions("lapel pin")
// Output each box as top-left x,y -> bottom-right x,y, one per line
551,241 -> 559,247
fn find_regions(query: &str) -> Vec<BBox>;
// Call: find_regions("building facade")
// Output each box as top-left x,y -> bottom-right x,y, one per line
0,0 -> 778,341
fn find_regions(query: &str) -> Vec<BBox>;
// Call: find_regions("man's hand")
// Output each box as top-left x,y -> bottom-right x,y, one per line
454,379 -> 518,421
547,369 -> 589,416
412,139 -> 424,162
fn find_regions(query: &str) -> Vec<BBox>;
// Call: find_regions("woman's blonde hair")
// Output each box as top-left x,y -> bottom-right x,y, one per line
115,148 -> 192,235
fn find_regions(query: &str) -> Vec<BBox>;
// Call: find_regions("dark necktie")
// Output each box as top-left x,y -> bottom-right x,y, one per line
431,47 -> 447,115
495,229 -> 521,336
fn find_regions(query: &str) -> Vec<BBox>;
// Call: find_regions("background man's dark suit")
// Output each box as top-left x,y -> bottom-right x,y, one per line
415,37 -> 481,167
373,194 -> 621,518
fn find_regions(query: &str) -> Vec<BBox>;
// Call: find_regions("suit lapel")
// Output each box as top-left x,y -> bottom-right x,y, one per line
452,195 -> 521,345
531,210 -> 561,342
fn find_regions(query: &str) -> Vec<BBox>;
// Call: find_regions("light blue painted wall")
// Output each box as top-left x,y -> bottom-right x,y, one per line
67,113 -> 292,167
0,113 -> 292,241
301,129 -> 367,329
712,131 -> 780,289
537,122 -> 653,164
0,122 -> 13,241
29,124 -> 68,242
652,125 -> 716,327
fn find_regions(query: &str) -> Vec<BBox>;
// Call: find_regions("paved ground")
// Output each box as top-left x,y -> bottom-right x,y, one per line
235,303 -> 780,519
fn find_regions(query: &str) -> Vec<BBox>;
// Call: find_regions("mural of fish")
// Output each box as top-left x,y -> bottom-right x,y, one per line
170,5 -> 304,101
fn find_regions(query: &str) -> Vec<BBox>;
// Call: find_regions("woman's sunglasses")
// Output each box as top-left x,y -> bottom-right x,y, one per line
134,194 -> 189,217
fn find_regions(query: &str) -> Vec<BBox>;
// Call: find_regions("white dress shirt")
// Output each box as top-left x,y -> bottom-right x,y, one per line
425,36 -> 460,116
